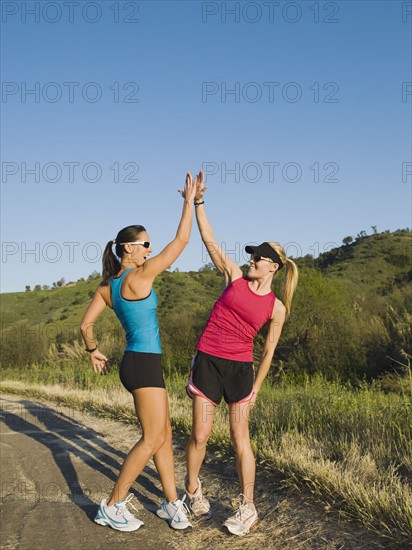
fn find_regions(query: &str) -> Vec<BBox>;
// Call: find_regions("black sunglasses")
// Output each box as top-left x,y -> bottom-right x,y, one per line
120,241 -> 151,248
251,254 -> 275,264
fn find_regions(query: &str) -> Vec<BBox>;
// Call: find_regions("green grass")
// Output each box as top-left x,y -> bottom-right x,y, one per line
2,230 -> 411,381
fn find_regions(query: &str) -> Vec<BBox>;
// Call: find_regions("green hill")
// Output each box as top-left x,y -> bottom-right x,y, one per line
1,230 -> 411,381
1,269 -> 224,329
314,230 -> 411,300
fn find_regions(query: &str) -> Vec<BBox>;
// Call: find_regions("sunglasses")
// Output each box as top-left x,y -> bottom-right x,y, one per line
251,254 -> 275,264
120,241 -> 151,248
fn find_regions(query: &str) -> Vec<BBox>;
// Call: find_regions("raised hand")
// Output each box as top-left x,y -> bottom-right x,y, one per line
195,169 -> 207,201
178,171 -> 197,202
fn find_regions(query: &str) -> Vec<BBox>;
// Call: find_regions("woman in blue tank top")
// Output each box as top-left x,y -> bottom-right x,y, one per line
80,172 -> 196,532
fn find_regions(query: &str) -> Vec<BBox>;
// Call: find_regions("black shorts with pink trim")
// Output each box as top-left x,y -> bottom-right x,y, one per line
186,350 -> 254,406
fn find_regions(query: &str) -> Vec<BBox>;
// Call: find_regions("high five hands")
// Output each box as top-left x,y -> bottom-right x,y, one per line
178,171 -> 196,202
178,170 -> 207,202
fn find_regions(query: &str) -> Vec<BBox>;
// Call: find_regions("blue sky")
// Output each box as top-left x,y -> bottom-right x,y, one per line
1,0 -> 411,293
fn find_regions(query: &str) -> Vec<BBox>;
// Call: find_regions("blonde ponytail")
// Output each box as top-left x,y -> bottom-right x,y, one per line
267,242 -> 299,317
283,257 -> 298,316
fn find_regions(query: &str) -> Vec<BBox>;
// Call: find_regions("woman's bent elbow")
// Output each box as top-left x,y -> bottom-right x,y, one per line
176,236 -> 190,247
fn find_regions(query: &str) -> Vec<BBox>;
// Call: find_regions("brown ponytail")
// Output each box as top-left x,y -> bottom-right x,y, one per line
101,241 -> 121,285
101,225 -> 146,286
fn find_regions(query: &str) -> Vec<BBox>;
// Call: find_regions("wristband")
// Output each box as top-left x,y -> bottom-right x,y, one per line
194,200 -> 204,207
85,346 -> 98,353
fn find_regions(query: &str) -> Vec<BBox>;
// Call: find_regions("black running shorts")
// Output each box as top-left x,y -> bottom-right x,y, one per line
186,350 -> 254,406
119,351 -> 165,392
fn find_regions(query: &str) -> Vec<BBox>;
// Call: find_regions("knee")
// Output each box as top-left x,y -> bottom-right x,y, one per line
143,430 -> 167,455
190,429 -> 210,449
153,432 -> 167,454
230,429 -> 250,452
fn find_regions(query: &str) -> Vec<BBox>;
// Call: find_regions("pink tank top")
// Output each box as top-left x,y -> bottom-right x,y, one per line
197,277 -> 276,362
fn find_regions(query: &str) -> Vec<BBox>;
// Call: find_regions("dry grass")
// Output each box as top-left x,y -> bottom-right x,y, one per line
1,373 -> 411,546
0,388 -> 393,550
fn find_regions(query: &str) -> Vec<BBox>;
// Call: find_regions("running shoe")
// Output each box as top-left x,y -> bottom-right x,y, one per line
156,497 -> 192,531
222,498 -> 258,536
94,494 -> 144,532
185,477 -> 212,520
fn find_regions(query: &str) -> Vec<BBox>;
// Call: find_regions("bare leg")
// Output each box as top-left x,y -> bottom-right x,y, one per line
153,395 -> 177,502
228,401 -> 256,510
185,396 -> 215,494
107,387 -> 169,505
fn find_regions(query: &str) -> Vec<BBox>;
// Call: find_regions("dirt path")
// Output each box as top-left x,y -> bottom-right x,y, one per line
0,394 -> 393,550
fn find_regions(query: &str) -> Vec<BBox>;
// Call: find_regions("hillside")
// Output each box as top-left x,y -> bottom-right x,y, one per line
0,269 -> 224,329
314,230 -> 411,298
1,230 -> 411,380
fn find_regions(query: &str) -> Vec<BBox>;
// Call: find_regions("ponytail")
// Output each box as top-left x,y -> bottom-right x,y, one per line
101,241 -> 121,286
101,224 -> 146,286
283,257 -> 298,317
267,242 -> 299,317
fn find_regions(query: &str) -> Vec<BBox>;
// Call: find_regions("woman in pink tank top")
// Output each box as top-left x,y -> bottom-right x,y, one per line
184,170 -> 299,536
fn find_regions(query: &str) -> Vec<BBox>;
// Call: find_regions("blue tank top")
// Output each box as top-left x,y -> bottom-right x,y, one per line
110,268 -> 162,354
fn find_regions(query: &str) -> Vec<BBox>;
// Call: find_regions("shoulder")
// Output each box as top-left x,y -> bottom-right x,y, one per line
272,297 -> 286,322
120,267 -> 154,300
127,266 -> 151,283
232,275 -> 246,286
226,272 -> 245,287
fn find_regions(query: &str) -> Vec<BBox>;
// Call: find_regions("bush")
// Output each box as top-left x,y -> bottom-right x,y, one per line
1,321 -> 48,368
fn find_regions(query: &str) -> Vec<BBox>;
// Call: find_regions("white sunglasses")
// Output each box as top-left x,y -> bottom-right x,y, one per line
119,241 -> 151,248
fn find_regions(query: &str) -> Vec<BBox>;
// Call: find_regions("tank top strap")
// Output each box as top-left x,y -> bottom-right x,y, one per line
110,268 -> 133,302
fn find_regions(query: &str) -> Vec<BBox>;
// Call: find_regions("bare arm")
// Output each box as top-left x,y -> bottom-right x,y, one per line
139,172 -> 196,278
80,287 -> 109,374
194,169 -> 242,286
253,299 -> 286,393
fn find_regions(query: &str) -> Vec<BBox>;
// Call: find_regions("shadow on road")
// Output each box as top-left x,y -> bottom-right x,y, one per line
0,398 -> 164,519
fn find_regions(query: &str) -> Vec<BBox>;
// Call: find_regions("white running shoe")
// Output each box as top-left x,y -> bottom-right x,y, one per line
156,497 -> 192,531
185,477 -> 212,520
94,494 -> 144,532
222,498 -> 258,536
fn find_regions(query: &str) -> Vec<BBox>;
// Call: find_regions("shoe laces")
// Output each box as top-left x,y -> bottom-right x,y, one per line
232,494 -> 250,520
116,494 -> 139,520
192,490 -> 209,508
172,496 -> 192,522
186,478 -> 208,506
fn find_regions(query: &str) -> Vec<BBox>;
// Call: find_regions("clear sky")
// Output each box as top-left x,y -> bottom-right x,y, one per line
1,0 -> 411,293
